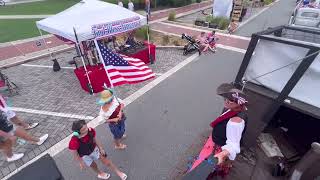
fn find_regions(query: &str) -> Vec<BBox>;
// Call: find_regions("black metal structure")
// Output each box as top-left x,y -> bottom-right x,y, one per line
234,25 -> 320,146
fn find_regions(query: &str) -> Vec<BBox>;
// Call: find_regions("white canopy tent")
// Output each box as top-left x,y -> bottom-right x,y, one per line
36,0 -> 147,42
36,0 -> 148,94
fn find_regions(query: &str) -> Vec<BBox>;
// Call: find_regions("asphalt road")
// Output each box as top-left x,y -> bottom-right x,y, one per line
236,0 -> 297,37
53,49 -> 245,180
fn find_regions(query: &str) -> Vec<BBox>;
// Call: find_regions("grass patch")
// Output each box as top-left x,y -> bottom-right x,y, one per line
0,19 -> 46,43
0,0 -> 121,15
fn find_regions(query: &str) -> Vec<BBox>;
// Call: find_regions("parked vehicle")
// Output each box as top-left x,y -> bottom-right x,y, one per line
289,7 -> 320,29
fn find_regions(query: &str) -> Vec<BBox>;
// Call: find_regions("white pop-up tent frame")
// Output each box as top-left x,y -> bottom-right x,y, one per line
36,0 -> 148,94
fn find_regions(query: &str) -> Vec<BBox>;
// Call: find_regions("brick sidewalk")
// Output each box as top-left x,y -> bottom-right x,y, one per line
0,1 -> 213,62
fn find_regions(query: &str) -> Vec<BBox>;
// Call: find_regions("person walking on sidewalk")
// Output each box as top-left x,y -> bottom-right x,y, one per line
0,94 -> 39,130
0,110 -> 48,162
118,0 -> 123,7
98,89 -> 127,150
69,120 -> 127,180
128,0 -> 134,11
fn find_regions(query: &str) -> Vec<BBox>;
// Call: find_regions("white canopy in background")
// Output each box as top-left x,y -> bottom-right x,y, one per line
36,0 -> 147,42
212,0 -> 233,18
244,39 -> 320,109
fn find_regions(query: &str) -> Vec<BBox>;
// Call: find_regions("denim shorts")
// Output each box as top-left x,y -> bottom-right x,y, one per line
0,125 -> 16,143
82,147 -> 100,167
108,116 -> 126,139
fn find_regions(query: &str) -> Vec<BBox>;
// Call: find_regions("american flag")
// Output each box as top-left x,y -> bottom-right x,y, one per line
97,40 -> 155,87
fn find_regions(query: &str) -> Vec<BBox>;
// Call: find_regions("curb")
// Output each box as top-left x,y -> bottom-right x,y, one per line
0,45 -> 74,69
157,46 -> 184,49
167,20 -> 228,34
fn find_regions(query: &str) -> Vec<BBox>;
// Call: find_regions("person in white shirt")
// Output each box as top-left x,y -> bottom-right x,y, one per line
128,0 -> 134,11
0,94 -> 39,130
118,0 -> 123,7
98,89 -> 127,150
189,83 -> 248,178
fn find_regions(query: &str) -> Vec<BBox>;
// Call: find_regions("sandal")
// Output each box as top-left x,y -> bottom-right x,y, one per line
25,122 -> 39,130
120,173 -> 127,180
121,134 -> 127,139
115,144 -> 127,150
97,172 -> 110,179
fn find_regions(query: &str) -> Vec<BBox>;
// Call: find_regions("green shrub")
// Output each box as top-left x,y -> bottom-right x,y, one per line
264,0 -> 273,5
210,16 -> 221,25
196,0 -> 202,3
218,17 -> 230,30
168,11 -> 176,21
205,15 -> 214,23
135,26 -> 149,40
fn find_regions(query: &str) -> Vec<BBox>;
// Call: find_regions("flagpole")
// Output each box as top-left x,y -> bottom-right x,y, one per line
94,39 -> 114,88
146,0 -> 153,64
73,27 -> 94,95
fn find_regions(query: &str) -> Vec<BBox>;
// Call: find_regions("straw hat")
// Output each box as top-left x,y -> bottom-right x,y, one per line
97,89 -> 114,105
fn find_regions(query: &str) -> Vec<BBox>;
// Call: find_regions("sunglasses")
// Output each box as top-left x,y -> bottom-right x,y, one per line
225,98 -> 237,104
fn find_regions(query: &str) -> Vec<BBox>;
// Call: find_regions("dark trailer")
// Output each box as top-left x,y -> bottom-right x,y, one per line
234,25 -> 320,180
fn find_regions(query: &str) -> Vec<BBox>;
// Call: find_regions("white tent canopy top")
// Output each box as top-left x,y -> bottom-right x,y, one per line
36,0 -> 147,42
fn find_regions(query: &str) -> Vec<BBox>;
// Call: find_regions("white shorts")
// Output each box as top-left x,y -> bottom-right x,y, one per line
6,109 -> 16,120
82,147 -> 100,167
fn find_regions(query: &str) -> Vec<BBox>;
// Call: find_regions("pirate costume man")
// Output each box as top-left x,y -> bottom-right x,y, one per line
189,83 -> 248,179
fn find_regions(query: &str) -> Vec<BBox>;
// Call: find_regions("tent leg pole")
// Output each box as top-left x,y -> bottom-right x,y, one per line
37,28 -> 54,59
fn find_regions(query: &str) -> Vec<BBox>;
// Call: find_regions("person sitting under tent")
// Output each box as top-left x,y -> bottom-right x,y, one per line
106,37 -> 120,52
125,31 -> 137,47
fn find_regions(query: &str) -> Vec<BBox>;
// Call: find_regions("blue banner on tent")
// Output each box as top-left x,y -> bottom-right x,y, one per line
92,16 -> 141,38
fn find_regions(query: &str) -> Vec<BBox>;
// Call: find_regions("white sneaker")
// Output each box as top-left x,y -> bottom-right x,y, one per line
7,153 -> 24,162
97,172 -> 111,179
36,134 -> 48,145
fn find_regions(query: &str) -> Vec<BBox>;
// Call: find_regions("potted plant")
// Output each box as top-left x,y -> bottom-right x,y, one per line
195,17 -> 205,26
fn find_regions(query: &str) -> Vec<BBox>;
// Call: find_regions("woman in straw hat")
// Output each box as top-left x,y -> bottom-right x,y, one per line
208,83 -> 248,178
98,89 -> 127,150
189,83 -> 248,179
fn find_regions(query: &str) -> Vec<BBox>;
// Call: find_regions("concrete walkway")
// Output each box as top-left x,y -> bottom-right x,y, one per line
0,15 -> 52,19
4,0 -> 45,5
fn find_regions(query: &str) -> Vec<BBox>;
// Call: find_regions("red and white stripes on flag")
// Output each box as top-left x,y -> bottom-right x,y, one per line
96,40 -> 155,87
106,55 -> 155,86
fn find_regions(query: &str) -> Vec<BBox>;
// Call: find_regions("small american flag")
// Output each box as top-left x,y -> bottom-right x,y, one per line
97,40 -> 155,87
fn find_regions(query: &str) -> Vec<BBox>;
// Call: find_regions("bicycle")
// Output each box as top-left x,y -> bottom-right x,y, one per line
0,0 -> 5,6
0,70 -> 19,96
